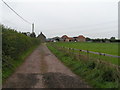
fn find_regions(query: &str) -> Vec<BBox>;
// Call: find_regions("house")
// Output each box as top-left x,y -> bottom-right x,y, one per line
73,37 -> 78,42
61,35 -> 68,41
37,32 -> 46,43
67,37 -> 74,42
61,35 -> 86,42
61,35 -> 69,42
61,35 -> 74,42
76,35 -> 86,42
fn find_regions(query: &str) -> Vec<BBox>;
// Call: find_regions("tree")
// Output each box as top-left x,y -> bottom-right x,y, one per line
110,37 -> 115,40
30,32 -> 36,38
86,37 -> 91,41
101,39 -> 105,42
110,37 -> 116,42
92,38 -> 101,42
22,32 -> 27,36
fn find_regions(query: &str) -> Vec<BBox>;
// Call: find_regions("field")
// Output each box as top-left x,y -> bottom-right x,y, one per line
47,44 -> 120,88
53,42 -> 119,55
50,42 -> 119,65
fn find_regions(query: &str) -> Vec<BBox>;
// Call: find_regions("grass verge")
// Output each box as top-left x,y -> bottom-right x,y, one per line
47,44 -> 120,88
51,42 -> 119,65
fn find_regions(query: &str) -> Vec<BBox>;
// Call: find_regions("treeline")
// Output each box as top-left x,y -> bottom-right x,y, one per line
86,37 -> 120,43
1,25 -> 40,80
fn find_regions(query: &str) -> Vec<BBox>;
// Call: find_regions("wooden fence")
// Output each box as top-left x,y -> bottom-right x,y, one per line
61,47 -> 120,58
50,44 -> 120,71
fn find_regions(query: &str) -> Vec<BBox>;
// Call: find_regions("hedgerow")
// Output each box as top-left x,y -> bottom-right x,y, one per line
2,25 -> 40,81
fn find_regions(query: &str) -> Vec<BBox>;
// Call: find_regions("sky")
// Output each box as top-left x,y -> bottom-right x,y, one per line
0,0 -> 119,39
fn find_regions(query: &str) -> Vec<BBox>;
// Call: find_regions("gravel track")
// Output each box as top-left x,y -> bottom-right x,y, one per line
3,44 -> 91,88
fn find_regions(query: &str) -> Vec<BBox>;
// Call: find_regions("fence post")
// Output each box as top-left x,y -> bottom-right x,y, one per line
62,46 -> 64,52
99,52 -> 102,61
87,50 -> 89,60
79,50 -> 81,59
72,48 -> 74,58
67,47 -> 69,53
69,48 -> 70,54
63,47 -> 65,51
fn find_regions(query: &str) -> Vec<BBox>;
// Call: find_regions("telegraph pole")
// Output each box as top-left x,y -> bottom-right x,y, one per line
32,23 -> 34,33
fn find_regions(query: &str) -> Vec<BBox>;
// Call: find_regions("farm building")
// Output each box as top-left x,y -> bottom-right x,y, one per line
37,32 -> 46,43
61,35 -> 74,42
61,35 -> 69,42
76,35 -> 86,42
61,35 -> 86,42
61,35 -> 69,38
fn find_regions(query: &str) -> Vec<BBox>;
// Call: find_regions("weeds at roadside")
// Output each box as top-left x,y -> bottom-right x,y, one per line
47,44 -> 120,88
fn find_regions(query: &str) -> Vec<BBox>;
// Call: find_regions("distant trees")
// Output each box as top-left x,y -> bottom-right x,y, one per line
92,38 -> 101,42
85,37 -> 91,41
110,37 -> 116,40
86,37 -> 119,43
30,32 -> 36,38
110,37 -> 116,42
22,32 -> 27,36
22,32 -> 36,38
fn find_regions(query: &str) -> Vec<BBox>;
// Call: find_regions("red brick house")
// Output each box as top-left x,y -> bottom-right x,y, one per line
61,35 -> 69,40
61,35 -> 86,42
76,35 -> 86,42
61,35 -> 74,42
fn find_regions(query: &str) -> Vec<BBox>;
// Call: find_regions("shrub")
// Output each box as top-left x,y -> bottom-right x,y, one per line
87,61 -> 96,70
2,25 -> 40,81
47,44 -> 120,88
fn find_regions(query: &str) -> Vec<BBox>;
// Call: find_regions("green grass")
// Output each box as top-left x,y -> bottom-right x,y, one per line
2,25 -> 41,85
47,44 -> 120,88
53,42 -> 119,55
2,45 -> 39,83
50,42 -> 119,65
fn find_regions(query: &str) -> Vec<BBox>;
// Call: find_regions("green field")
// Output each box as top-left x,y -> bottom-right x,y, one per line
53,42 -> 119,55
50,42 -> 119,65
47,45 -> 120,88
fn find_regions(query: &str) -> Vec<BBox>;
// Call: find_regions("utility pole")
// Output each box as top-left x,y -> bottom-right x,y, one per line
32,23 -> 34,33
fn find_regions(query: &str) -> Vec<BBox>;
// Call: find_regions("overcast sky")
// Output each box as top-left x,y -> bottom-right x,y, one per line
0,0 -> 119,39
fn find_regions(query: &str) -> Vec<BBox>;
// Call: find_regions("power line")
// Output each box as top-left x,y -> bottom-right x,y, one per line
1,0 -> 31,24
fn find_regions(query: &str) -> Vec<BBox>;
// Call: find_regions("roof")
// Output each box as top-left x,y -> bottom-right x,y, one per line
78,35 -> 85,38
37,32 -> 46,38
61,35 -> 69,39
61,35 -> 85,40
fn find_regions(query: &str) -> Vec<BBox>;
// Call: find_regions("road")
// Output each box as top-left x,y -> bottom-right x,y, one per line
3,44 -> 91,88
